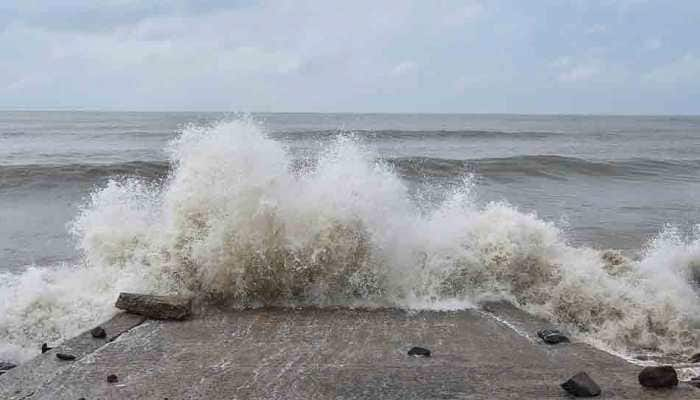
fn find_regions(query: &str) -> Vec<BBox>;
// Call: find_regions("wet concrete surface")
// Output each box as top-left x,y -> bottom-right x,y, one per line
1,303 -> 698,399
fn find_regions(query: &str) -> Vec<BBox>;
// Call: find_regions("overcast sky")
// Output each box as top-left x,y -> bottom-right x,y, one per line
1,0 -> 698,114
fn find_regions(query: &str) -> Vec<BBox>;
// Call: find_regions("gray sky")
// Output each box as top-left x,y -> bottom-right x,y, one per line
1,0 -> 699,114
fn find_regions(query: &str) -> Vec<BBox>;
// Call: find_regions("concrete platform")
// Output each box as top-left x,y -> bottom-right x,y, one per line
1,303 -> 698,399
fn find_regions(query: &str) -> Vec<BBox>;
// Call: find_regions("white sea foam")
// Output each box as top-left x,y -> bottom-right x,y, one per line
1,118 -> 699,363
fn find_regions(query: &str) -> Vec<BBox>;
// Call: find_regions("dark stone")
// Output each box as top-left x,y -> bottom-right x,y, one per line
41,343 -> 52,353
543,332 -> 570,344
538,329 -> 570,344
561,372 -> 602,397
690,353 -> 700,363
107,374 -> 119,383
91,326 -> 107,339
56,353 -> 76,361
407,346 -> 431,357
115,292 -> 192,320
638,366 -> 678,388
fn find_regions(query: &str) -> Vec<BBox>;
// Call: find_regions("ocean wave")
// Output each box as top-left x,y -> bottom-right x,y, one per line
269,128 -> 561,140
1,119 -> 699,363
389,155 -> 700,181
5,154 -> 697,189
0,161 -> 170,188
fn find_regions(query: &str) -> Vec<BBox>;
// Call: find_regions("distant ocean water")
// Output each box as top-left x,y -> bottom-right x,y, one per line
1,111 -> 699,363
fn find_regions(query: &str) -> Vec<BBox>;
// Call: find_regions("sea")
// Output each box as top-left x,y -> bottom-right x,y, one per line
1,111 -> 699,364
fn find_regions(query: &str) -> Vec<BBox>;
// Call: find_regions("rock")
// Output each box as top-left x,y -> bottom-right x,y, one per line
0,362 -> 16,376
407,346 -> 431,357
561,372 -> 602,397
107,374 -> 119,383
638,366 -> 678,388
115,292 -> 192,320
690,353 -> 700,363
91,326 -> 107,339
543,333 -> 570,344
56,353 -> 76,361
537,328 -> 570,344
41,343 -> 52,353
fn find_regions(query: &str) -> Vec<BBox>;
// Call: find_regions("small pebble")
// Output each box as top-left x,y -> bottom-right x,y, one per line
56,353 -> 76,361
107,374 -> 119,383
407,346 -> 431,357
91,326 -> 107,339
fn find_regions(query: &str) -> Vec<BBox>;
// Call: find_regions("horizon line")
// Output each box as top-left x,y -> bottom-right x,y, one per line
1,108 -> 699,118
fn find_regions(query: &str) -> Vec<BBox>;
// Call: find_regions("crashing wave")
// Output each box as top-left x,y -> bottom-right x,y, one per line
1,119 -> 699,363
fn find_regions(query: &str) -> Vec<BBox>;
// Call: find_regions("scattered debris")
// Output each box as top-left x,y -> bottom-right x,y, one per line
561,371 -> 602,397
115,292 -> 192,320
91,326 -> 107,339
56,353 -> 76,361
41,343 -> 52,354
407,347 -> 431,357
638,366 -> 678,388
107,374 -> 119,383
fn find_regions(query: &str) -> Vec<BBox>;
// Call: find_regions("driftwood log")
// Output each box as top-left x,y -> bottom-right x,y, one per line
115,293 -> 192,320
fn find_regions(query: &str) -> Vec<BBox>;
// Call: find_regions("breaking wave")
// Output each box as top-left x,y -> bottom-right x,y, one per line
390,155 -> 700,181
0,161 -> 169,188
1,119 -> 699,363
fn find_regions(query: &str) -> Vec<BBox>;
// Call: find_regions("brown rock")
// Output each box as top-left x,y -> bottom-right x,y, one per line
115,293 -> 192,320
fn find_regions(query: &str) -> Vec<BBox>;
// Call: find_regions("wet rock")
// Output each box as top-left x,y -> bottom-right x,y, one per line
689,353 -> 700,363
115,292 -> 192,320
0,362 -> 16,376
561,372 -> 602,397
41,343 -> 52,353
107,374 -> 119,383
537,328 -> 570,344
91,326 -> 107,339
638,366 -> 678,388
407,347 -> 431,357
56,353 -> 76,361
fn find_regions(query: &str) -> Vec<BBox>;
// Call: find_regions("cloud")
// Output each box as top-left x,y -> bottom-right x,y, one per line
557,64 -> 600,83
0,0 -> 698,113
643,53 -> 700,87
390,61 -> 418,77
